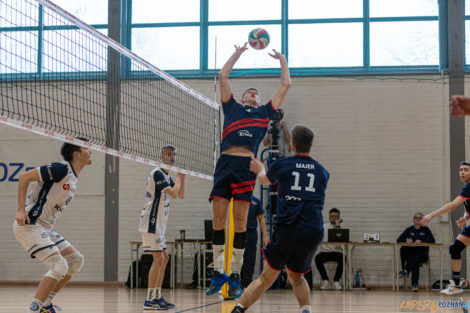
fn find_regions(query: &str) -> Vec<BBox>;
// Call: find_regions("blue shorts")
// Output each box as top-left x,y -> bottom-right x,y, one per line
262,224 -> 323,274
460,225 -> 470,238
209,154 -> 256,203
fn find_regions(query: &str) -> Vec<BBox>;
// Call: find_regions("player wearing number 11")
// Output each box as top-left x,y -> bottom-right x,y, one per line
231,125 -> 329,313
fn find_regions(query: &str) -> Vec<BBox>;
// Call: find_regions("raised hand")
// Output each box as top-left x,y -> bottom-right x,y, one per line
268,49 -> 283,60
234,42 -> 249,55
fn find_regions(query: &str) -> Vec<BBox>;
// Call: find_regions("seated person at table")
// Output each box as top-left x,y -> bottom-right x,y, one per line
397,212 -> 435,292
314,208 -> 344,290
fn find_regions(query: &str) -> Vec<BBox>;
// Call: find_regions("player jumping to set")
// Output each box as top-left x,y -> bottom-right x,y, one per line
207,42 -> 290,299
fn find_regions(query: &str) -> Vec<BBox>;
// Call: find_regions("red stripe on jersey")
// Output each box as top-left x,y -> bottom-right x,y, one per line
223,117 -> 269,137
222,122 -> 269,140
231,180 -> 256,188
231,185 -> 255,194
459,233 -> 470,238
459,195 -> 470,200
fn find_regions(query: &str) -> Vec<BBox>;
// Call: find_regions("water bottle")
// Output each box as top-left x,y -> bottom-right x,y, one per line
355,271 -> 360,288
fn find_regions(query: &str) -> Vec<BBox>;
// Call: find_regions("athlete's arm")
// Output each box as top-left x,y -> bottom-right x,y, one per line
250,157 -> 270,186
257,214 -> 269,247
269,49 -> 291,110
177,173 -> 185,199
450,95 -> 470,116
262,132 -> 270,146
456,210 -> 470,229
219,43 -> 248,103
16,168 -> 41,225
421,195 -> 467,226
164,173 -> 185,199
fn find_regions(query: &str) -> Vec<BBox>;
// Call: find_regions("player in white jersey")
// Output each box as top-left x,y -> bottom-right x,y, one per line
140,145 -> 185,310
13,139 -> 92,313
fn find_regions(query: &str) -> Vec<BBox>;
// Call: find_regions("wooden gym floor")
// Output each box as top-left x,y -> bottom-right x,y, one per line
0,284 -> 467,313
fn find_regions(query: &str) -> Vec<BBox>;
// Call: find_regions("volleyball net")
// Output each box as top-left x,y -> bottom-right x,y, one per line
0,0 -> 219,179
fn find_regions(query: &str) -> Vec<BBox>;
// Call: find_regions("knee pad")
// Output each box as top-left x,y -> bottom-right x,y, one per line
212,229 -> 225,246
449,240 -> 466,260
233,232 -> 247,249
43,254 -> 68,281
65,251 -> 84,276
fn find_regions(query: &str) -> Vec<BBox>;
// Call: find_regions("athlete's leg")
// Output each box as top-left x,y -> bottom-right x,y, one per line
231,200 -> 250,273
34,252 -> 62,302
237,262 -> 280,309
287,269 -> 311,309
148,251 -> 165,290
43,246 -> 83,308
451,235 -> 470,283
212,197 -> 230,272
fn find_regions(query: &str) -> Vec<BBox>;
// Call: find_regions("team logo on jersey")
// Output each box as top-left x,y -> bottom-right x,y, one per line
40,232 -> 48,238
63,184 -> 70,191
151,217 -> 156,224
155,180 -> 165,185
238,130 -> 253,137
285,195 -> 301,201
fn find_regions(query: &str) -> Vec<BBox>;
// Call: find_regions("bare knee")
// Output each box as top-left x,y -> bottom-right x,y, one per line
287,271 -> 304,286
152,252 -> 164,267
212,198 -> 229,229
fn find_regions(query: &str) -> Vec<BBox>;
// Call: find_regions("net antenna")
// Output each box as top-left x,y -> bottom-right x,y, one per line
0,0 -> 219,179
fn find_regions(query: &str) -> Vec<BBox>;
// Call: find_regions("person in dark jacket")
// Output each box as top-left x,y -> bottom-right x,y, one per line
397,212 -> 435,291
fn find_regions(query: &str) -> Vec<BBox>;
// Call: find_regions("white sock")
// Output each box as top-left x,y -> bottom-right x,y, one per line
156,287 -> 162,299
230,248 -> 244,274
147,287 -> 157,301
42,291 -> 56,307
300,305 -> 312,313
212,244 -> 225,272
28,299 -> 42,313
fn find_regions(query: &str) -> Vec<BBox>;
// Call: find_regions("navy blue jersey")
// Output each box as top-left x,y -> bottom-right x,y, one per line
247,196 -> 264,229
461,183 -> 470,212
267,155 -> 329,228
221,94 -> 278,156
397,226 -> 435,243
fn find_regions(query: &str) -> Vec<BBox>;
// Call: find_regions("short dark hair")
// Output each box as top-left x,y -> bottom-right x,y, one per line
61,137 -> 88,162
329,208 -> 340,215
291,125 -> 315,153
160,145 -> 176,155
242,87 -> 260,98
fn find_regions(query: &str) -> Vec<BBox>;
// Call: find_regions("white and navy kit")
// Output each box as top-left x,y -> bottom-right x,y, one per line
13,161 -> 77,260
459,184 -> 470,237
262,155 -> 330,274
139,167 -> 174,252
210,94 -> 278,203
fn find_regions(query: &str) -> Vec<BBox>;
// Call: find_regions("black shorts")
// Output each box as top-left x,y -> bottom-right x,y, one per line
262,224 -> 323,274
209,154 -> 256,203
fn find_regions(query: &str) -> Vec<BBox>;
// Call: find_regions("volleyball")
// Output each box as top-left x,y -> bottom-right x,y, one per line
248,28 -> 270,50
